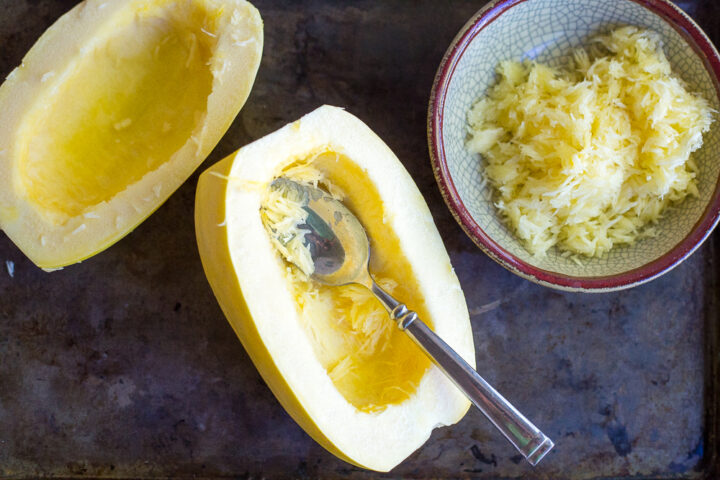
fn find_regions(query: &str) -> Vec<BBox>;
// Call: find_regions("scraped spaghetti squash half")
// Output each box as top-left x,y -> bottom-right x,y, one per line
0,0 -> 263,268
195,106 -> 474,471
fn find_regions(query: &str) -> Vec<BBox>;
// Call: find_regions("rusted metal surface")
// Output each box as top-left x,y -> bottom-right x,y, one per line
0,1 -> 718,478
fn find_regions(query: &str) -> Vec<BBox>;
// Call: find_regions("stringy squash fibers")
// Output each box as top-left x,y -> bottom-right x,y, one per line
260,161 -> 416,411
467,26 -> 714,258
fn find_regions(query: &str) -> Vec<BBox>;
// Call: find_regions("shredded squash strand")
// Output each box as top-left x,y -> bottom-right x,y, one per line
261,161 -> 409,411
467,26 -> 714,257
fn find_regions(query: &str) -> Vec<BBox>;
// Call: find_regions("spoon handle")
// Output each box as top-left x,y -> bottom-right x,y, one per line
369,282 -> 554,466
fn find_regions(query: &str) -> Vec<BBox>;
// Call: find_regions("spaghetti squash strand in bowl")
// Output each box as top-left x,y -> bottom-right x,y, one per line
467,26 -> 714,258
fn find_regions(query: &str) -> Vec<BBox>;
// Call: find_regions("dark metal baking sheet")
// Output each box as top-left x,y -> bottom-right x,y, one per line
0,1 -> 718,478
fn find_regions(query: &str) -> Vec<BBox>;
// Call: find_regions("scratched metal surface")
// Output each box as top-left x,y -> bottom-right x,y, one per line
0,1 -> 718,479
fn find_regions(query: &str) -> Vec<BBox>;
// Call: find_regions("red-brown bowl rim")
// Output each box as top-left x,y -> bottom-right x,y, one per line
428,0 -> 720,292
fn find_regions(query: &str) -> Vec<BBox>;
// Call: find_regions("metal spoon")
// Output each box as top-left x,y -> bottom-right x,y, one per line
270,177 -> 554,466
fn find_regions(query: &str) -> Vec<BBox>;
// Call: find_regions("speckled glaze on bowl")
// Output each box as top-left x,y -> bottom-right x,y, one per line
428,0 -> 720,292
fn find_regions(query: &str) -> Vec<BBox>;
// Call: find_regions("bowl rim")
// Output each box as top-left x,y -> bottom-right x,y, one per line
427,0 -> 720,292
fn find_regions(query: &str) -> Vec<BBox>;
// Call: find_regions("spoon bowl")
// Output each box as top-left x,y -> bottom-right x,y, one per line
284,177 -> 370,286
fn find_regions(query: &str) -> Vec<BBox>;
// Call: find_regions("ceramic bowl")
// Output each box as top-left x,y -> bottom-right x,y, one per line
428,0 -> 720,292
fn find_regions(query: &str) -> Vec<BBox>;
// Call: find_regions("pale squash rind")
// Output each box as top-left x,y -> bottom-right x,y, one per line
0,0 -> 263,268
195,105 -> 474,472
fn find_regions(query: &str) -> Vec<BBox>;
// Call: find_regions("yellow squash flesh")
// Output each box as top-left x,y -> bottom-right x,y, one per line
195,106 -> 474,471
0,0 -> 263,268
